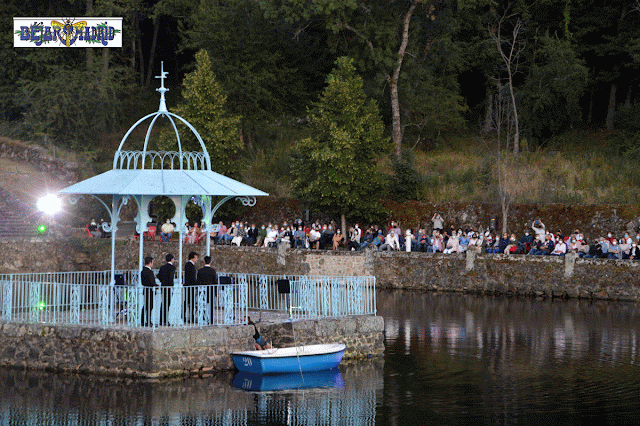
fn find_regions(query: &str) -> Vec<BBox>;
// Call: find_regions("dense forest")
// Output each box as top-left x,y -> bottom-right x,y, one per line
2,0 -> 640,223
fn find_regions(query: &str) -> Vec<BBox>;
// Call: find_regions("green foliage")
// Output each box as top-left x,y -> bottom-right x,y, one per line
291,57 -> 391,223
176,0 -> 333,139
150,196 -> 176,225
399,23 -> 468,142
613,105 -> 640,133
16,63 -> 127,149
605,104 -> 640,159
258,0 -> 472,151
164,49 -> 242,178
518,34 -> 588,142
390,149 -> 423,202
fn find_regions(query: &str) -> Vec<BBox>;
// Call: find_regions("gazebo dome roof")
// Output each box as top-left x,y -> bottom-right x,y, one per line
60,63 -> 267,198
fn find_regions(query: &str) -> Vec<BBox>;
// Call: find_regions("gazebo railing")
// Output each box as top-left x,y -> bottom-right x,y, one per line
114,150 -> 209,171
0,271 -> 246,328
0,271 -> 376,328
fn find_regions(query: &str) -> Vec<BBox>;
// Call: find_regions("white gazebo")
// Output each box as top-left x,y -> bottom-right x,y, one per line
59,63 -> 268,288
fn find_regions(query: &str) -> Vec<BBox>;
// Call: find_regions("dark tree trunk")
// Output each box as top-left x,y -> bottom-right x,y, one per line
138,38 -> 145,87
606,83 -> 617,130
389,1 -> 419,157
102,48 -> 109,84
624,85 -> 632,108
145,18 -> 161,88
86,0 -> 93,70
483,88 -> 493,133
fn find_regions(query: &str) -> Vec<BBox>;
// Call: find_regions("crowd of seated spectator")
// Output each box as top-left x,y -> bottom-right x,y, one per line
109,214 -> 640,260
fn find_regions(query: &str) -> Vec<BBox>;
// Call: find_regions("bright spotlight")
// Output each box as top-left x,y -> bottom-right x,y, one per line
37,194 -> 62,215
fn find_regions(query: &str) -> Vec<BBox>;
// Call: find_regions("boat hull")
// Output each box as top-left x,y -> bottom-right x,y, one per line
232,343 -> 346,374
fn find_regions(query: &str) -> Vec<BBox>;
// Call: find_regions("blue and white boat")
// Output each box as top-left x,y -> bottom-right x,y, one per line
232,343 -> 347,374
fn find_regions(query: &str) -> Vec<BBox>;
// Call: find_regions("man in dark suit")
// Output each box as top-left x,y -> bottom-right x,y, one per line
183,251 -> 199,322
247,223 -> 258,246
157,253 -> 176,325
140,256 -> 156,327
197,255 -> 218,325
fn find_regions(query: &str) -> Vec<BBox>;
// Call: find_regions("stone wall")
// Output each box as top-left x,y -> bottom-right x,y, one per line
372,251 -> 640,301
2,238 -> 640,301
0,316 -> 384,378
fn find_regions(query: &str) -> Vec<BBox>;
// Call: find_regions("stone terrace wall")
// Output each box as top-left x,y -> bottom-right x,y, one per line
2,238 -> 640,301
373,251 -> 640,300
0,316 -> 384,378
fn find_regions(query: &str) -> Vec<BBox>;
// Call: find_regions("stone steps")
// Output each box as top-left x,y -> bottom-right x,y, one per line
0,185 -> 41,239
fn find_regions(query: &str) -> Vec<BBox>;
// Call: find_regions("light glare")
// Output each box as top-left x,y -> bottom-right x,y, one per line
37,194 -> 62,215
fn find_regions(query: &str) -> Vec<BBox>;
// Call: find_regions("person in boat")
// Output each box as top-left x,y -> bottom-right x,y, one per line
248,317 -> 272,350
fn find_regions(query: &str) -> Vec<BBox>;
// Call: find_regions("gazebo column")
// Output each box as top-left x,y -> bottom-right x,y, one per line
134,195 -> 154,275
110,196 -> 117,283
170,195 -> 190,284
107,195 -> 128,284
106,195 -> 128,322
70,194 -> 129,323
197,195 -> 214,257
109,196 -> 118,322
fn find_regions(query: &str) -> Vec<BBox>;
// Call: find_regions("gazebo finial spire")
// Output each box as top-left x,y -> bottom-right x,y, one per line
156,62 -> 169,113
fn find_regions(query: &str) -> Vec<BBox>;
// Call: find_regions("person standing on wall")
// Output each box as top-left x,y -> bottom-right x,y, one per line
157,253 -> 176,325
140,256 -> 156,327
183,251 -> 199,323
196,255 -> 218,325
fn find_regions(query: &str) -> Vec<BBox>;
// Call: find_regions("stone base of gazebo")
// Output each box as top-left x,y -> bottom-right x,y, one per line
0,315 -> 384,378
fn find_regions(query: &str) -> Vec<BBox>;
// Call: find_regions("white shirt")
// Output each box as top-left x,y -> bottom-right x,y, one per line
386,233 -> 399,250
552,241 -> 567,255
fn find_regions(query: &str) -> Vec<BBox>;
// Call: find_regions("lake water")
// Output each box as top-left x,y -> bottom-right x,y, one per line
1,290 -> 640,425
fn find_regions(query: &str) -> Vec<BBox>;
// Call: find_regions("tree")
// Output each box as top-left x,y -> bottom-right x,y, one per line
389,149 -> 423,202
166,49 -> 242,178
486,79 -> 536,235
571,0 -> 640,127
260,0 -> 470,156
291,57 -> 391,231
488,10 -> 525,156
18,64 -> 127,149
161,0 -> 333,149
519,34 -> 588,140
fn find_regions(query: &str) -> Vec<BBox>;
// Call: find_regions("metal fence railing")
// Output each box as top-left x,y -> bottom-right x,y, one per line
221,273 -> 377,320
0,271 -> 376,329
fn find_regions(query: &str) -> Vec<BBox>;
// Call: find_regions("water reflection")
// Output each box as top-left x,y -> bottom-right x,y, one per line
3,290 -> 640,424
378,290 -> 640,425
0,360 -> 382,425
232,370 -> 345,392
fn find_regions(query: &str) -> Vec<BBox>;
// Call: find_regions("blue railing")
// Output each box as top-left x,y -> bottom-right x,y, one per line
0,271 -> 376,329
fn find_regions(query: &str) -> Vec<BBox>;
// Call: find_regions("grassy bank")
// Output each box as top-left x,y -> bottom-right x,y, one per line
2,128 -> 639,217
240,128 -> 640,205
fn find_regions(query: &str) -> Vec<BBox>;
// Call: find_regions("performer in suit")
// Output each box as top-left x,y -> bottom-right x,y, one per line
157,253 -> 176,325
183,251 -> 199,323
197,255 -> 218,325
140,256 -> 156,327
